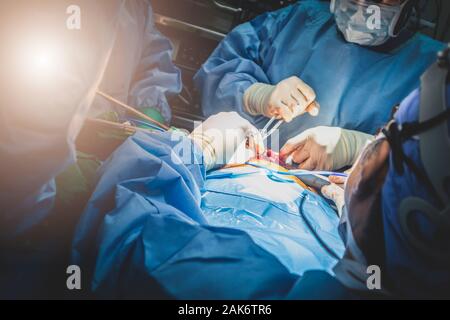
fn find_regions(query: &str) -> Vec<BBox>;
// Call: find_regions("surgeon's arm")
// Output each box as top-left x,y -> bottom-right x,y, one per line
128,1 -> 182,123
194,6 -> 296,120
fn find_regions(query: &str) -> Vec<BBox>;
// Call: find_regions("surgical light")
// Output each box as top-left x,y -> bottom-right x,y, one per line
14,37 -> 64,88
32,49 -> 54,74
24,44 -> 61,81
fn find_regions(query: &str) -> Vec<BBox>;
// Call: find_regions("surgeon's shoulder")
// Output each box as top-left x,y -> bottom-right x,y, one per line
409,33 -> 446,54
250,0 -> 331,31
290,0 -> 332,21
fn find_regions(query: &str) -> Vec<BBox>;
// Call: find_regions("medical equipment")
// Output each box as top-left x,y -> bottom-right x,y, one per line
382,44 -> 450,263
96,90 -> 170,131
261,117 -> 283,141
330,0 -> 417,46
85,118 -> 153,135
246,162 -> 348,178
261,100 -> 319,141
330,0 -> 418,46
299,173 -> 335,190
245,161 -> 346,206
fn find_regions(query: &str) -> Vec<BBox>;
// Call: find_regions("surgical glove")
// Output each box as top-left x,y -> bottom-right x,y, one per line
280,126 -> 374,171
243,76 -> 320,122
190,112 -> 264,171
322,182 -> 346,217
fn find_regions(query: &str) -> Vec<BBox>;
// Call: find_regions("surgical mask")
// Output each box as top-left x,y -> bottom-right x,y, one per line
331,0 -> 409,46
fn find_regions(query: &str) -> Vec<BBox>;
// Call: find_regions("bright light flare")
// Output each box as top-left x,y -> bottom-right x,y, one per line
16,39 -> 63,87
26,45 -> 61,79
32,49 -> 54,74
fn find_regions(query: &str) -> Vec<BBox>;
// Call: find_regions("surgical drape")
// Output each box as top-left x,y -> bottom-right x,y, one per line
72,132 -> 345,299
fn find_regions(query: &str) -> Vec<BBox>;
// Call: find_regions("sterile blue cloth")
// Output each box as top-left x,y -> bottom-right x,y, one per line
203,165 -> 344,275
194,0 -> 444,145
381,85 -> 450,298
72,131 -> 344,299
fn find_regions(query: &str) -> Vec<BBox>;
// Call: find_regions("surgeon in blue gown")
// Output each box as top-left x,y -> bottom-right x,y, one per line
90,1 -> 182,123
0,0 -> 180,298
194,0 -> 444,171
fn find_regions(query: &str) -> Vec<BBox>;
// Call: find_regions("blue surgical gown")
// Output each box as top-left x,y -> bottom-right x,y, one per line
91,1 -> 181,122
194,0 -> 444,144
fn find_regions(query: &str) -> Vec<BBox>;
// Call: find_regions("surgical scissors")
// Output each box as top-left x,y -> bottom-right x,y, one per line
262,117 -> 283,141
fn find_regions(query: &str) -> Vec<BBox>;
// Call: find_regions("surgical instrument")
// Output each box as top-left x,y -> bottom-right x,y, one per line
85,118 -> 152,135
261,100 -> 319,140
246,162 -> 348,178
262,117 -> 283,141
96,90 -> 170,131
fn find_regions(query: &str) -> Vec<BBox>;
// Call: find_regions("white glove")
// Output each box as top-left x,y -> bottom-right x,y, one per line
243,76 -> 320,122
280,126 -> 374,171
189,112 -> 264,171
321,175 -> 347,217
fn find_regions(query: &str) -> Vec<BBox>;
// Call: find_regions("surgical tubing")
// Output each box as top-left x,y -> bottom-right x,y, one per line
297,193 -> 341,260
246,162 -> 348,178
129,118 -> 166,132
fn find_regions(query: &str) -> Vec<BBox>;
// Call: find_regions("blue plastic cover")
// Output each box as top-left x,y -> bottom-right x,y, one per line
203,164 -> 344,275
72,131 -> 344,298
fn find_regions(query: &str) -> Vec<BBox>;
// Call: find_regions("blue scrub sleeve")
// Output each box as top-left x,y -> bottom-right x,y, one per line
194,6 -> 294,120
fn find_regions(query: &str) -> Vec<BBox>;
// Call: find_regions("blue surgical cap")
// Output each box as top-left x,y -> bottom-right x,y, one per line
381,84 -> 450,298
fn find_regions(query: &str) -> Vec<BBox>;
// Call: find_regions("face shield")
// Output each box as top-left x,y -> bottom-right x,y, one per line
331,0 -> 410,46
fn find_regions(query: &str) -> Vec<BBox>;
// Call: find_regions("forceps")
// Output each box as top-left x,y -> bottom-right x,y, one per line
261,100 -> 320,141
261,117 -> 283,141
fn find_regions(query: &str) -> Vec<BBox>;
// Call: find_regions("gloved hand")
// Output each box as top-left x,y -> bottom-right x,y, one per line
322,179 -> 346,217
190,112 -> 264,171
280,126 -> 374,171
243,76 -> 320,122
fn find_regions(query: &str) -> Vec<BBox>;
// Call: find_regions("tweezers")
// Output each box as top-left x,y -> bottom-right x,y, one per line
262,117 -> 283,140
